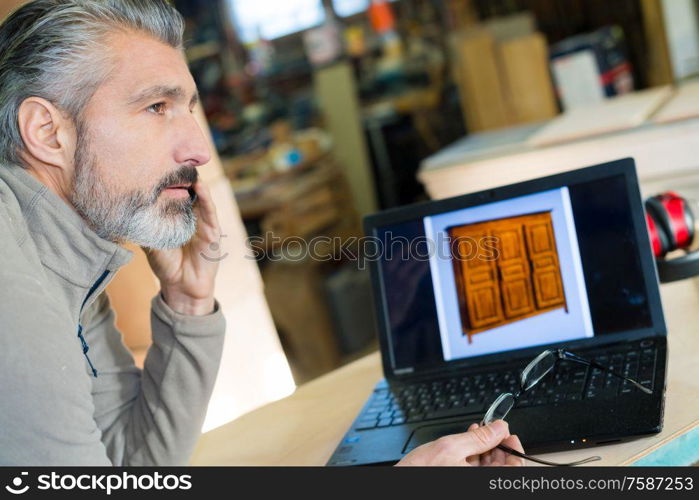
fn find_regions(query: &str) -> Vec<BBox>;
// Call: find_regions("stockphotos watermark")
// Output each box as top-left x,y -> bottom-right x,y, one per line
244,231 -> 500,269
4,471 -> 192,496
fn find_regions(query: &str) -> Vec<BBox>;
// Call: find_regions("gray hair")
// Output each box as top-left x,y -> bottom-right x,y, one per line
0,0 -> 185,166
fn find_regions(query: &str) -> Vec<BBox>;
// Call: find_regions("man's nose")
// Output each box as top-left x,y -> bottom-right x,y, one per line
173,114 -> 211,167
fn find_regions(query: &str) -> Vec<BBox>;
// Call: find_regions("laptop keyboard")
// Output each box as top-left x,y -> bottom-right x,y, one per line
354,341 -> 658,431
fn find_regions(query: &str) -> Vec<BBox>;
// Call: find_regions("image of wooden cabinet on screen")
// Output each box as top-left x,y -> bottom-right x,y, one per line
448,212 -> 567,344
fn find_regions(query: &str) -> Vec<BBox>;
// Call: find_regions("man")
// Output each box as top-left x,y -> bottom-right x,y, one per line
0,0 -> 524,466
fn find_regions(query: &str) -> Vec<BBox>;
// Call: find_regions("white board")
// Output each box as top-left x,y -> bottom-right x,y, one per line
527,86 -> 673,147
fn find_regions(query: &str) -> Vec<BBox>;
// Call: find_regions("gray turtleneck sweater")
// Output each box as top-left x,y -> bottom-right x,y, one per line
0,162 -> 226,466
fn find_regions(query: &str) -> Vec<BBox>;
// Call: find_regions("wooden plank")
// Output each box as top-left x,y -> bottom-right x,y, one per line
483,12 -> 535,42
640,0 -> 674,86
499,33 -> 559,124
417,119 -> 699,202
451,29 -> 513,132
527,86 -> 673,147
653,80 -> 699,124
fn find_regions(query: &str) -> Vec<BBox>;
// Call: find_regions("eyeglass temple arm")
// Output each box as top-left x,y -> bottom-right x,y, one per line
559,351 -> 652,395
497,444 -> 601,466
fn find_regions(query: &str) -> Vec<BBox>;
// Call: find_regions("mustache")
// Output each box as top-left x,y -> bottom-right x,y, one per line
153,166 -> 199,199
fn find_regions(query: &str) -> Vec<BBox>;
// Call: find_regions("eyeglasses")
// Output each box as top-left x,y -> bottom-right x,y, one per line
481,348 -> 653,466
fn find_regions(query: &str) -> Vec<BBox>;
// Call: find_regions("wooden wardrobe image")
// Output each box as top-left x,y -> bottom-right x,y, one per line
448,211 -> 567,344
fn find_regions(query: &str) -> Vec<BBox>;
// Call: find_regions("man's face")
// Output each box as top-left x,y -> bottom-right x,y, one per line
70,31 -> 211,249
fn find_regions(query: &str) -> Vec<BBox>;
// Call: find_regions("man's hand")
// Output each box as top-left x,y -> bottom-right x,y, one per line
396,420 -> 525,466
145,180 -> 222,316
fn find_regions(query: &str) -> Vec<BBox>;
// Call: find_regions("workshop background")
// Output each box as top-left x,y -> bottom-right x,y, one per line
2,0 -> 698,433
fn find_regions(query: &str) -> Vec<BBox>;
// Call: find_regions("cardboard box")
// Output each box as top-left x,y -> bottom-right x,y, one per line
550,26 -> 635,111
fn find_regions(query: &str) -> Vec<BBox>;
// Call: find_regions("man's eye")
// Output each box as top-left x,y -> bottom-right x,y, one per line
147,102 -> 167,114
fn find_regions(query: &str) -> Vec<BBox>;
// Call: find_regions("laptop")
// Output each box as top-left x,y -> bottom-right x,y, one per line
327,158 -> 667,466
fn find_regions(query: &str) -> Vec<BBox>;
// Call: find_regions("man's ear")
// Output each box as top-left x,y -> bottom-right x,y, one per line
17,97 -> 76,169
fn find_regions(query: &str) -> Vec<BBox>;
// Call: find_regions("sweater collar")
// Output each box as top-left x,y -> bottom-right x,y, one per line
0,162 -> 133,298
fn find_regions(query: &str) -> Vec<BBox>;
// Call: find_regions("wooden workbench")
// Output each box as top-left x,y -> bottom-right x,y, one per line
191,278 -> 699,466
417,112 -> 699,203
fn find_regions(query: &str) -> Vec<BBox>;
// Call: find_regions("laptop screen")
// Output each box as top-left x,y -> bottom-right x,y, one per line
372,169 -> 658,375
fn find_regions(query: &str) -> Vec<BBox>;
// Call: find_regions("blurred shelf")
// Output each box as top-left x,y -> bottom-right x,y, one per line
186,41 -> 221,62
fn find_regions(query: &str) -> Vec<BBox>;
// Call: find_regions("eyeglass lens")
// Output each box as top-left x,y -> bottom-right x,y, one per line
522,350 -> 557,391
483,393 -> 515,425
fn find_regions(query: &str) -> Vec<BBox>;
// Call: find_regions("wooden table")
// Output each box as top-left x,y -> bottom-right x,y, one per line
191,279 -> 699,466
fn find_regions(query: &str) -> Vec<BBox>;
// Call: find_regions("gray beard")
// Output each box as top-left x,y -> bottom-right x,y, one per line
70,132 -> 197,250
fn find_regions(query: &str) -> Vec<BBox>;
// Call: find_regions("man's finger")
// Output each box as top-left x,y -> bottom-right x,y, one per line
502,435 -> 526,466
449,420 -> 510,458
467,420 -> 510,454
465,455 -> 480,466
192,181 -> 220,230
490,445 -> 507,466
464,423 -> 480,465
